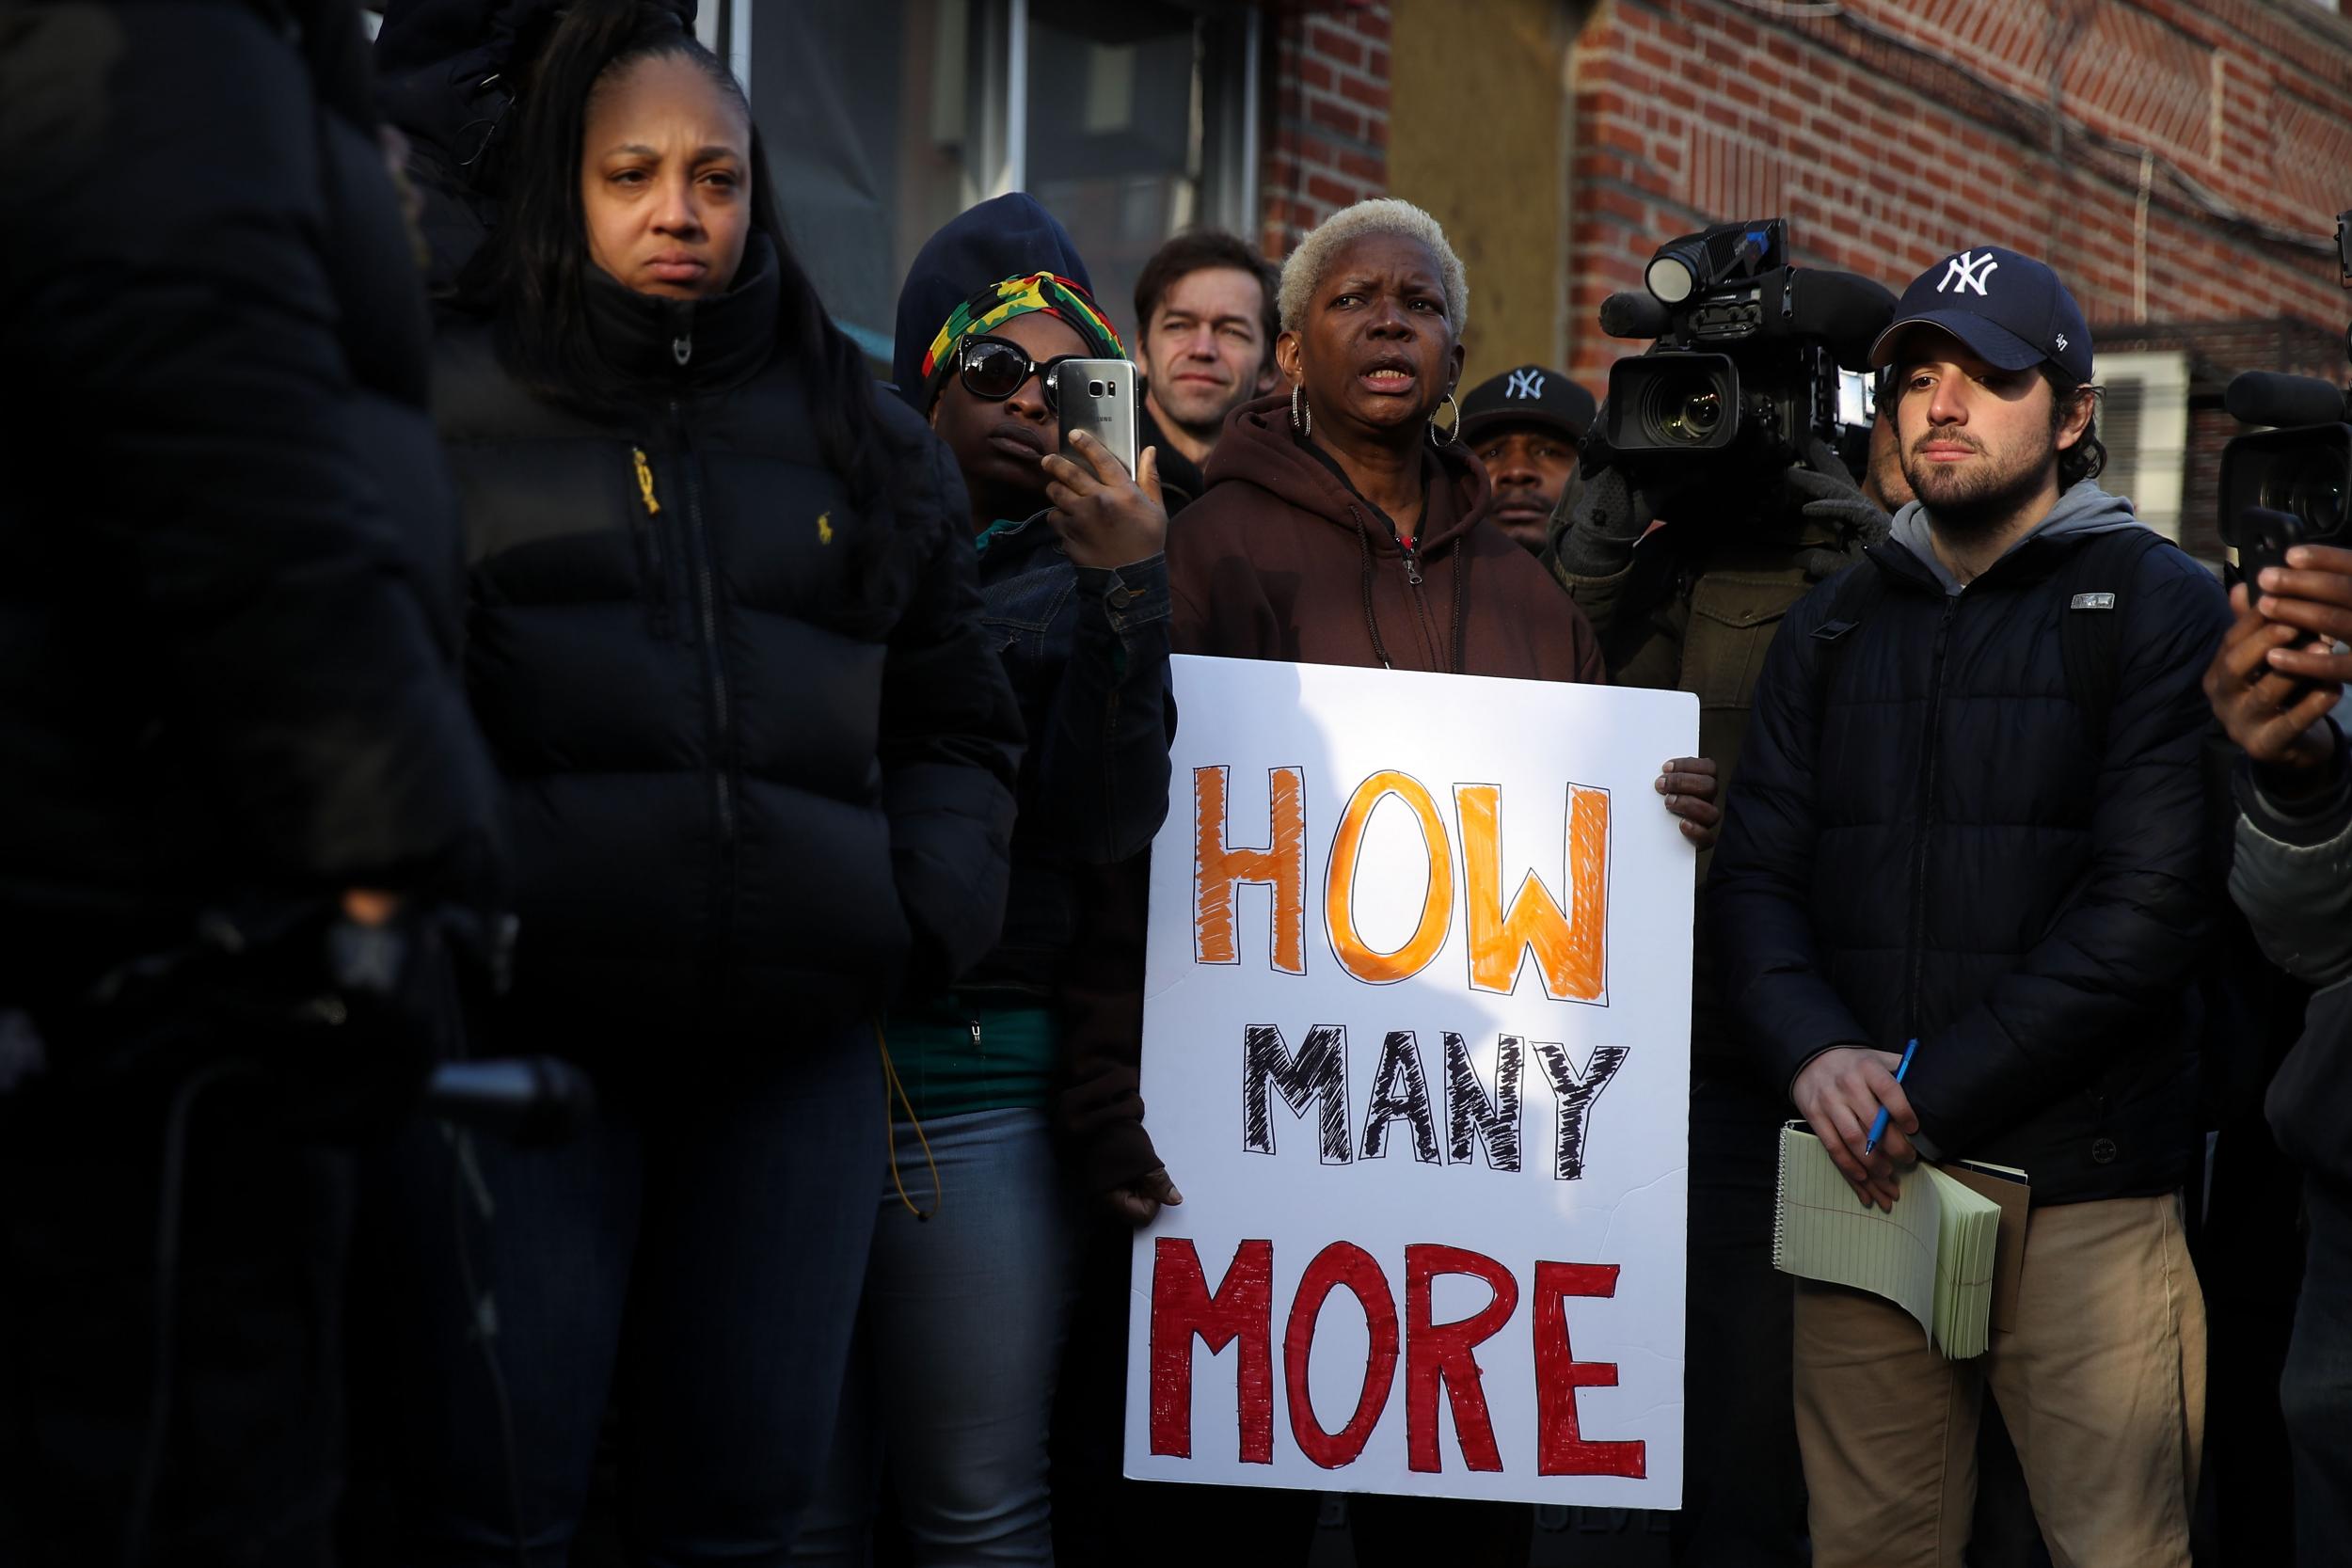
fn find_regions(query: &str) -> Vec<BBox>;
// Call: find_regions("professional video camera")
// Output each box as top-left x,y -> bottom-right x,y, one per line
1596,217 -> 1895,474
2217,211 -> 2352,581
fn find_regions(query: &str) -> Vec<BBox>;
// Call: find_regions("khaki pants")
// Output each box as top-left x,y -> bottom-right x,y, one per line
1792,1192 -> 2206,1568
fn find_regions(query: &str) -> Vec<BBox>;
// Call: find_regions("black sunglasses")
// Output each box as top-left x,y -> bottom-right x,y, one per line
957,337 -> 1078,409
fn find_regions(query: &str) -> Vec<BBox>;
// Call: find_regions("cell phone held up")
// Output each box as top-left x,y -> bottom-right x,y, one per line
1054,358 -> 1139,477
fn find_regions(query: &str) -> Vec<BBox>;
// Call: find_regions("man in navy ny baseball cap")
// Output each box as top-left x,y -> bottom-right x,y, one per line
1867,245 -> 2109,552
1458,363 -> 1597,554
1868,244 -> 2093,386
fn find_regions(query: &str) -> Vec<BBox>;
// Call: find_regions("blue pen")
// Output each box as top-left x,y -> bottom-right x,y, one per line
1865,1038 -> 1919,1154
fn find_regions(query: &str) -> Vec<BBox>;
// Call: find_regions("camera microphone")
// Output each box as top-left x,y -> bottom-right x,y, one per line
1766,268 -> 1899,368
421,1056 -> 596,1145
2225,371 -> 2349,430
1599,291 -> 1675,341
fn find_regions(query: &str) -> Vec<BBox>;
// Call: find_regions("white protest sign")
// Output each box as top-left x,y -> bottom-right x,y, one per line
1124,655 -> 1695,1508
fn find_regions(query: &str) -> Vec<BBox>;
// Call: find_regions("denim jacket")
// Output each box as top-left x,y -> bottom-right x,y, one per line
965,512 -> 1174,995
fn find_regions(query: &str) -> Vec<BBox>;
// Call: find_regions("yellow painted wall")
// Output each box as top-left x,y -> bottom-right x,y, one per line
1386,0 -> 1581,385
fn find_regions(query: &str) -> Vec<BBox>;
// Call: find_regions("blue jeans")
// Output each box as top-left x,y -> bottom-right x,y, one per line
794,1108 -> 1076,1566
365,1029 -> 883,1566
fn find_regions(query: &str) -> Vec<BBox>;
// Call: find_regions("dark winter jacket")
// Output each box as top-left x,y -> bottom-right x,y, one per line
1712,483 -> 2231,1204
2231,727 -> 2352,1192
432,240 -> 1022,1059
967,516 -> 1173,997
1139,403 -> 1206,515
1170,392 -> 1606,681
0,0 -> 501,1024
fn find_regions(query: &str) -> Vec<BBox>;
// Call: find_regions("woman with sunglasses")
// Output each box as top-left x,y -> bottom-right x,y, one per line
361,3 -> 1024,1558
789,203 -> 1175,1567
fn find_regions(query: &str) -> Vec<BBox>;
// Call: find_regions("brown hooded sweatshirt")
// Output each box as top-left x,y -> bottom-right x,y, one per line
1169,391 -> 1605,681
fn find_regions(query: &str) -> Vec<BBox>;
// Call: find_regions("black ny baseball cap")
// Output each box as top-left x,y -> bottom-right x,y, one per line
1458,365 -> 1597,445
1868,245 -> 2093,385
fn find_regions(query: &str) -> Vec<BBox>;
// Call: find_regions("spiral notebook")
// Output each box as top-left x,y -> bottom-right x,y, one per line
1771,1123 -> 2026,1360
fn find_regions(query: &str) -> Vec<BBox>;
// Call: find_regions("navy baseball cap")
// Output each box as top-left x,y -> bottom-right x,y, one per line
1868,245 -> 2093,385
1458,365 -> 1597,445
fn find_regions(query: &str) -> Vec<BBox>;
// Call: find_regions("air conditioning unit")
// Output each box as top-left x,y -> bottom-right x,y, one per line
2094,350 -> 2191,544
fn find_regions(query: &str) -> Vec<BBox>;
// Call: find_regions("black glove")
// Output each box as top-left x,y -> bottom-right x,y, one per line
1552,464 -> 1655,579
1785,436 -> 1891,556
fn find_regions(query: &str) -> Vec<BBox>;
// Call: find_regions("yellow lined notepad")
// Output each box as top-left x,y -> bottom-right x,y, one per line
1772,1123 -> 2004,1359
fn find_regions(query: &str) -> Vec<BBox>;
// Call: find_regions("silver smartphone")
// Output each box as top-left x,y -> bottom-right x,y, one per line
1054,358 -> 1139,476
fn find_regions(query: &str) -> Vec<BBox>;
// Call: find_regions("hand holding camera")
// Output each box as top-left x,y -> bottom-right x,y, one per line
2207,545 -> 2351,779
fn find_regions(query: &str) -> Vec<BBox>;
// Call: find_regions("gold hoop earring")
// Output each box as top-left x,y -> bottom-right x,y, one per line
1430,389 -> 1462,448
1292,383 -> 1313,439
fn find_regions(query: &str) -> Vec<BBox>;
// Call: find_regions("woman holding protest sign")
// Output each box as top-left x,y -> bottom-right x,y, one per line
1157,197 -> 1720,1566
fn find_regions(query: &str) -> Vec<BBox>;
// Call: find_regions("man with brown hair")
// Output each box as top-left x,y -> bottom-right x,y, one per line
1714,245 -> 2225,1567
1132,230 -> 1281,511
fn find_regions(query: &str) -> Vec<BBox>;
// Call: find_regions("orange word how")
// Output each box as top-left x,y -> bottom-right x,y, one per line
1191,766 -> 1611,1002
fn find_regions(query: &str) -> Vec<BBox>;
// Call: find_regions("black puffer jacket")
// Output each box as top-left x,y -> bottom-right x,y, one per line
1712,493 -> 2230,1204
0,0 -> 501,1024
434,242 -> 1022,1057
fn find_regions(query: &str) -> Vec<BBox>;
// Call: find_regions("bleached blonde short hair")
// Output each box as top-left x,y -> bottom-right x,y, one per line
1278,198 -> 1469,337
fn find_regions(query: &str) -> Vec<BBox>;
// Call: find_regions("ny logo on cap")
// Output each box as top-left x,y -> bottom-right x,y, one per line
1506,369 -> 1546,400
1938,250 -> 2000,297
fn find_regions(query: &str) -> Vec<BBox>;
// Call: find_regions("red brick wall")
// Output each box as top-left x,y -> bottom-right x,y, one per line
1259,4 -> 1393,259
1561,0 -> 2352,388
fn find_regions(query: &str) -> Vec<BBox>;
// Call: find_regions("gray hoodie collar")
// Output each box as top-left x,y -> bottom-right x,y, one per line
1890,480 -> 2149,595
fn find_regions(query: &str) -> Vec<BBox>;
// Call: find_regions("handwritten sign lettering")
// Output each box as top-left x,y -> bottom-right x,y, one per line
1125,657 -> 1696,1507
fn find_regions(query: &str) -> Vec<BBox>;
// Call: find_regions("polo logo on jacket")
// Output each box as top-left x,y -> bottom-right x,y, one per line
817,512 -> 834,546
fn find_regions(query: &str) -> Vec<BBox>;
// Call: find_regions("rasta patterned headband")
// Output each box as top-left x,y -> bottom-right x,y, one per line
918,271 -> 1126,409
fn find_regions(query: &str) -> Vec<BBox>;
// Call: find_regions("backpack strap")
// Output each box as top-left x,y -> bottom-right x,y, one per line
1807,559 -> 1885,711
2057,527 -> 2174,758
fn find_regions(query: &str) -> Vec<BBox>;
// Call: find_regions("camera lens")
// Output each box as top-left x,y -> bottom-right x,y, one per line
2261,449 -> 2348,534
1674,389 -> 1724,439
1642,373 -> 1727,447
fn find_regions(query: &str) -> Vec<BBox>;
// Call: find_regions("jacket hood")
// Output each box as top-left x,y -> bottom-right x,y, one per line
890,194 -> 1095,408
1891,478 -> 2149,594
1201,392 -> 1493,555
373,1 -> 695,168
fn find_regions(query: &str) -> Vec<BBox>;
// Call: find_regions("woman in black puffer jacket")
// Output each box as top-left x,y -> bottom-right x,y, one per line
367,4 -> 1023,1559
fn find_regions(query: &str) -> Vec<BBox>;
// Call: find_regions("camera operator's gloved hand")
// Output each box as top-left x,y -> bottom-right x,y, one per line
1551,461 -> 1656,580
1786,436 -> 1890,544
1782,435 -> 1890,580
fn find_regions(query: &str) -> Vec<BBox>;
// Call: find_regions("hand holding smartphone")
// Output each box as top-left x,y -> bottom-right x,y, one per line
1040,358 -> 1165,570
1054,359 -> 1139,475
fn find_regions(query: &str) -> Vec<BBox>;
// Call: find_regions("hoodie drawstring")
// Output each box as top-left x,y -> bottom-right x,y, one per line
1349,507 -> 1396,671
1450,538 -> 1471,674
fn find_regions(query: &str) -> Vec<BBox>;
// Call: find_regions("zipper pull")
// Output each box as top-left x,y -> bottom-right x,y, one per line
1400,536 -> 1423,587
967,1019 -> 983,1055
672,334 -> 692,367
632,448 -> 661,515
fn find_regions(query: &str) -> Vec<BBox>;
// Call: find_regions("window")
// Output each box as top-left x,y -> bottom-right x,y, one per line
723,0 -> 1262,372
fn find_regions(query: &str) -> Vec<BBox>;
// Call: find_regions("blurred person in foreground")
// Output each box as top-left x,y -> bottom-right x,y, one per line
0,1 -> 502,1562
